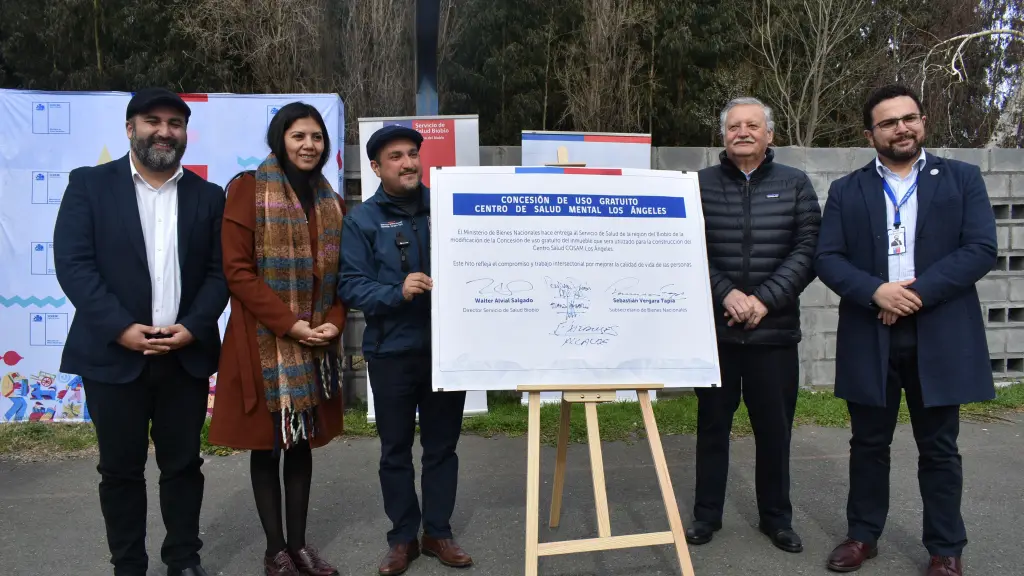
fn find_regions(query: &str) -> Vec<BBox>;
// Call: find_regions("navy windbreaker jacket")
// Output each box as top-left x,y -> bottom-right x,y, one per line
338,183 -> 431,358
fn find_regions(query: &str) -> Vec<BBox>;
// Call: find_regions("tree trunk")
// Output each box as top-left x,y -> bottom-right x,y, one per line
94,0 -> 103,74
987,79 -> 1024,148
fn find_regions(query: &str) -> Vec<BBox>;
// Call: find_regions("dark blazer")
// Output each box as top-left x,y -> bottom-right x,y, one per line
814,152 -> 997,408
54,154 -> 229,384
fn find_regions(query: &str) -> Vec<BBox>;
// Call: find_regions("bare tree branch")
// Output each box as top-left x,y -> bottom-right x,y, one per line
918,28 -> 1023,147
556,0 -> 655,133
919,29 -> 1023,97
747,0 -> 876,146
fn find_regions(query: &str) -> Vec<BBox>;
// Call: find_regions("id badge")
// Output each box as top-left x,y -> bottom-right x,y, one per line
888,227 -> 907,255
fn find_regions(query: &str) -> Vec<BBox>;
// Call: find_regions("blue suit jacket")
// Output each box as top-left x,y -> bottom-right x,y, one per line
814,153 -> 997,408
53,154 -> 229,384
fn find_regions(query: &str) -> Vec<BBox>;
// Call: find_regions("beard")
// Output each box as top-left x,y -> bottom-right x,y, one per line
131,131 -> 186,172
877,133 -> 921,162
395,170 -> 421,192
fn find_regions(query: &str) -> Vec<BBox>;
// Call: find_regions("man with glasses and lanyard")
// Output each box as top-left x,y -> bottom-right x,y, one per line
814,84 -> 997,576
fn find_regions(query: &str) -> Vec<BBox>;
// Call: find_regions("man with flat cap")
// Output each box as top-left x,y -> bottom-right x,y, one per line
54,87 -> 228,576
339,125 -> 473,575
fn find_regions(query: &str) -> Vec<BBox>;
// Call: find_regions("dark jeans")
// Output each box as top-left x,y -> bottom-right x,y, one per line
83,354 -> 209,575
693,343 -> 799,530
846,340 -> 966,557
368,353 -> 467,546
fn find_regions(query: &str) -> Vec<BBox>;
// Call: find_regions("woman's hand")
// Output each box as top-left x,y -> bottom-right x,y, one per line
287,320 -> 314,341
301,322 -> 339,346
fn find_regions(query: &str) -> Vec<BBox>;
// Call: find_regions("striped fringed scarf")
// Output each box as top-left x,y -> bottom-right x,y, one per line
253,153 -> 344,451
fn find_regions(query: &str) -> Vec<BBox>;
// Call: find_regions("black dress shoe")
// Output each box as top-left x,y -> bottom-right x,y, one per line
684,520 -> 721,545
169,566 -> 210,576
759,522 -> 803,553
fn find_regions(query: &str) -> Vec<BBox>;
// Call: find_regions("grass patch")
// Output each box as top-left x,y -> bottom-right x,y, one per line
3,383 -> 1022,459
0,421 -> 98,460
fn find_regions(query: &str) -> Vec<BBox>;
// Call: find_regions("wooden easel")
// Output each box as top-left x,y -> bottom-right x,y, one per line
518,383 -> 695,576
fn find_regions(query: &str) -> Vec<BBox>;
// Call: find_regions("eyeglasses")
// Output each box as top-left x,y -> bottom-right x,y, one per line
872,113 -> 923,132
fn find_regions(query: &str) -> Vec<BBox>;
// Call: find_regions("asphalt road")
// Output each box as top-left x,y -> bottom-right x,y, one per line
2,414 -> 1021,575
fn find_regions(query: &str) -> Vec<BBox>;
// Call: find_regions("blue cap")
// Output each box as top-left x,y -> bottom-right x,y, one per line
366,124 -> 424,161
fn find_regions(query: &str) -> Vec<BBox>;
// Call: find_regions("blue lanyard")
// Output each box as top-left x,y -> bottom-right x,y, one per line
882,178 -> 917,228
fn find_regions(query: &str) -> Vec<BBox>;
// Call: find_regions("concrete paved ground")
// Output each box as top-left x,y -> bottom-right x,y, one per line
2,414 -> 1021,576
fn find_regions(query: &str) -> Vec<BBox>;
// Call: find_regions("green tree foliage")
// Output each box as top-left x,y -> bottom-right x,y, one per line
1,0 -> 1019,147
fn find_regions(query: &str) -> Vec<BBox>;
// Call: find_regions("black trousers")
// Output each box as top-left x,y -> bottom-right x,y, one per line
368,353 -> 467,546
846,340 -> 966,557
693,343 -> 799,530
83,355 -> 209,575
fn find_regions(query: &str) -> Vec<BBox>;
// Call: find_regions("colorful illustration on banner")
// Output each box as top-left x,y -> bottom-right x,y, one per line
97,145 -> 113,164
184,165 -> 208,180
385,119 -> 455,188
1,370 -> 90,422
207,375 -> 217,417
57,374 -> 88,421
2,372 -> 29,421
237,156 -> 261,169
3,350 -> 23,366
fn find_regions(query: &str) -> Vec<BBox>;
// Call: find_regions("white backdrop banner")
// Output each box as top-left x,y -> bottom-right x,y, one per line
356,115 -> 487,422
0,89 -> 344,423
428,166 -> 722,392
521,131 -> 652,169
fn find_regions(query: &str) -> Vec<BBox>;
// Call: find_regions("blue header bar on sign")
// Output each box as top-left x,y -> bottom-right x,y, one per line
451,193 -> 685,218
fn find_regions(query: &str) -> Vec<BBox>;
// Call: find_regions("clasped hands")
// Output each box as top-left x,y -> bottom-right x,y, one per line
872,278 -> 921,326
723,289 -> 768,330
288,320 -> 340,346
117,323 -> 194,355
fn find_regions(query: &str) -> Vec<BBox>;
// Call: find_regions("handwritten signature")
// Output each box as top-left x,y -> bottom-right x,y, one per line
562,337 -> 610,347
605,277 -> 685,299
466,278 -> 535,296
544,276 -> 591,300
551,321 -> 619,337
544,276 -> 592,321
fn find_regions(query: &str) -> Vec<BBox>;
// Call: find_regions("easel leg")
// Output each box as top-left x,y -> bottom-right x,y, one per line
525,391 -> 542,576
549,399 -> 572,528
638,391 -> 695,576
585,402 -> 612,538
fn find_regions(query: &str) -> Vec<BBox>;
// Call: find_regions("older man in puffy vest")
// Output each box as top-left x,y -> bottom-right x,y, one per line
686,96 -> 822,554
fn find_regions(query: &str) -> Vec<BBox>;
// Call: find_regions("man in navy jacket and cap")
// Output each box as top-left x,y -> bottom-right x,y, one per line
338,125 -> 472,575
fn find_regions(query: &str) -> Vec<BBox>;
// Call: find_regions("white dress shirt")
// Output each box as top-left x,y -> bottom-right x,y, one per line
875,149 -> 926,282
130,155 -> 184,328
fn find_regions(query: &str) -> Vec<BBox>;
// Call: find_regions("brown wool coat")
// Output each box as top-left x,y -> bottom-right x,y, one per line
208,174 -> 345,450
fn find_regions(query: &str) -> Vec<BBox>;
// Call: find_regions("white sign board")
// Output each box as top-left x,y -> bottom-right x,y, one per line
428,166 -> 721,391
521,131 -> 651,169
356,115 -> 487,422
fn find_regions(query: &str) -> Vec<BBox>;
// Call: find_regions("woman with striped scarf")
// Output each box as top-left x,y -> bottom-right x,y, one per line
208,102 -> 345,576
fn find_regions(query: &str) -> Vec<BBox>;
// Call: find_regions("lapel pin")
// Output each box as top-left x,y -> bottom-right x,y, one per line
930,168 -> 939,175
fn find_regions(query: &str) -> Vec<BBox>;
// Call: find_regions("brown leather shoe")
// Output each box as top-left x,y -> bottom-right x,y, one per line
421,534 -> 473,568
927,556 -> 963,576
290,546 -> 339,576
378,541 -> 420,576
827,538 -> 878,572
264,550 -> 302,576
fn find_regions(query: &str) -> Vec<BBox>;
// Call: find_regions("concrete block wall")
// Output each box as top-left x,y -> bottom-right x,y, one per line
340,146 -> 1024,399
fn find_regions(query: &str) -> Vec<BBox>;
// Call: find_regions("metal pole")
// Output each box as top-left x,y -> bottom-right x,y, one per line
415,0 -> 440,115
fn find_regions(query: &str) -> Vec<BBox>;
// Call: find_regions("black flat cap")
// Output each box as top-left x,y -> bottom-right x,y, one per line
126,88 -> 191,121
366,124 -> 424,160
